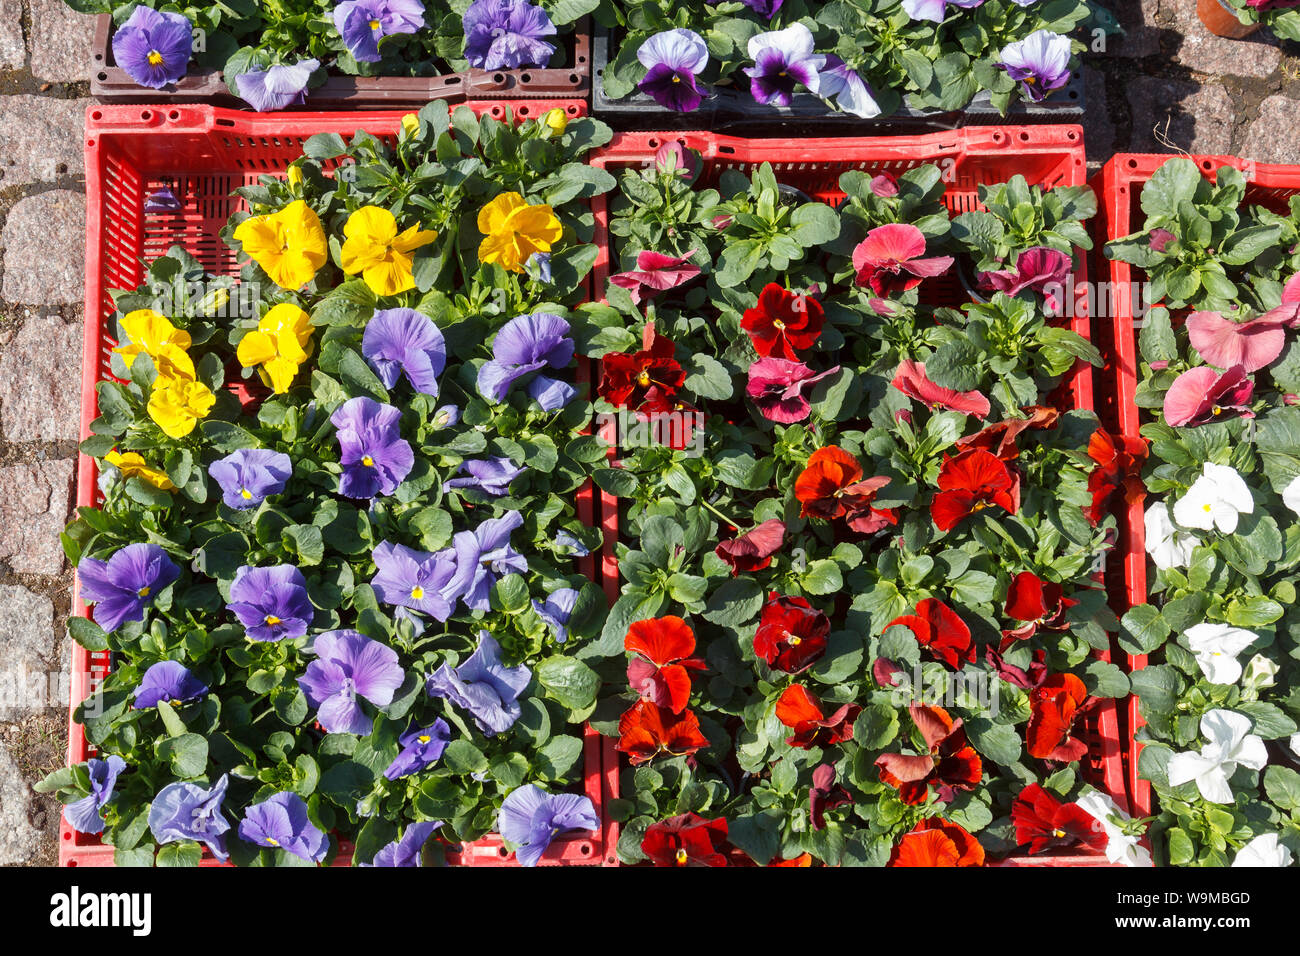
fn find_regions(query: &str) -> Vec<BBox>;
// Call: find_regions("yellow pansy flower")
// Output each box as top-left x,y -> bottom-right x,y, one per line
287,165 -> 304,188
236,303 -> 314,394
233,199 -> 328,291
339,206 -> 438,297
477,192 -> 563,273
105,450 -> 175,491
113,309 -> 191,370
148,365 -> 215,439
401,113 -> 419,136
543,108 -> 568,134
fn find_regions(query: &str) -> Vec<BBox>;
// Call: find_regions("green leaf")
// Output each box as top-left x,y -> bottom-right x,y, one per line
157,733 -> 208,779
1119,604 -> 1170,655
443,739 -> 489,775
703,578 -> 764,626
68,616 -> 108,652
156,841 -> 202,867
536,656 -> 600,710
536,735 -> 584,780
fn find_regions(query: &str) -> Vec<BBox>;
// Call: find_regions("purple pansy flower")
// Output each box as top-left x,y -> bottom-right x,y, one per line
298,630 -> 406,735
63,756 -> 127,835
143,186 -> 183,213
235,59 -> 321,112
902,0 -> 985,22
532,586 -> 580,643
111,6 -> 192,90
820,55 -> 881,119
370,541 -> 460,622
383,719 -> 453,779
238,791 -> 329,863
433,405 -> 460,429
333,0 -> 425,63
997,30 -> 1072,102
362,820 -> 441,866
132,661 -> 209,709
443,511 -> 529,612
226,564 -> 314,643
148,774 -> 232,862
636,29 -> 709,113
554,529 -> 590,557
442,456 -> 527,497
707,0 -> 783,15
331,397 -> 414,499
744,24 -> 826,107
78,543 -> 180,633
476,312 -> 576,409
426,632 -> 531,736
979,247 -> 1073,313
497,784 -> 599,867
463,0 -> 556,70
525,252 -> 552,283
209,448 -> 293,511
362,308 -> 446,396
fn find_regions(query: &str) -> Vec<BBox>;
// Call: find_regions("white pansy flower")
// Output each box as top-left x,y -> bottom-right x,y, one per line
1173,462 -> 1254,534
1241,654 -> 1280,701
1144,501 -> 1200,570
1167,709 -> 1268,804
1283,474 -> 1300,517
1290,733 -> 1300,759
1074,791 -> 1154,867
1232,833 -> 1293,868
1183,623 -> 1258,685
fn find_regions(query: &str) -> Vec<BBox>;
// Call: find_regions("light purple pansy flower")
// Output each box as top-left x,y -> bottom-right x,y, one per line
442,456 -> 527,497
112,5 -> 192,90
331,396 -> 414,499
744,24 -> 826,107
554,529 -> 590,557
78,543 -> 180,633
209,448 -> 292,511
235,59 -> 320,112
298,630 -> 406,736
476,312 -> 576,409
463,0 -> 556,70
383,719 -> 453,780
132,660 -> 209,709
636,28 -> 710,113
362,308 -> 446,396
902,0 -> 985,22
433,405 -> 460,429
239,791 -> 330,863
361,820 -> 441,866
997,30 -> 1072,102
820,55 -> 881,119
63,756 -> 127,835
426,631 -> 531,736
497,784 -> 599,866
525,252 -> 552,283
333,0 -> 425,63
443,511 -> 529,612
148,773 -> 232,862
226,564 -> 315,642
533,586 -> 580,643
370,540 -> 460,622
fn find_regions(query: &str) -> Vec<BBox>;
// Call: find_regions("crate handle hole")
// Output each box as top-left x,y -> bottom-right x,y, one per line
521,73 -> 532,82
569,74 -> 579,83
579,843 -> 592,855
719,144 -> 736,155
566,105 -> 578,115
493,73 -> 505,84
140,110 -> 151,121
1018,131 -> 1030,141
498,846 -> 509,857
168,110 -> 180,120
96,72 -> 108,81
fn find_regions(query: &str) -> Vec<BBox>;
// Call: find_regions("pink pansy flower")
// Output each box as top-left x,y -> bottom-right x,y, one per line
746,358 -> 842,424
609,251 -> 702,305
870,173 -> 899,198
714,519 -> 787,575
1163,365 -> 1255,427
978,247 -> 1072,313
1283,271 -> 1300,304
1185,310 -> 1286,372
1149,228 -> 1176,253
891,360 -> 991,419
851,224 -> 954,299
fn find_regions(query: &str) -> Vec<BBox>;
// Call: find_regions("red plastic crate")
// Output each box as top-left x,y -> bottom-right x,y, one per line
1092,153 -> 1300,820
590,127 -> 1129,866
64,101 -> 613,867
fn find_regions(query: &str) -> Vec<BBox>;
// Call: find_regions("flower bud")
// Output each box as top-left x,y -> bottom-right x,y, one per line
543,107 -> 568,134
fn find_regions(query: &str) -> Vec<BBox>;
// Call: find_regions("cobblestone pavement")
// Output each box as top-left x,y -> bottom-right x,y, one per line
0,0 -> 1298,866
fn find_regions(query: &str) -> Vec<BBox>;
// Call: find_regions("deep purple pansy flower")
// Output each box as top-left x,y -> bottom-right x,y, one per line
477,312 -> 575,410
298,630 -> 405,735
226,564 -> 314,642
78,543 -> 180,633
133,660 -> 209,709
443,456 -> 527,496
144,186 -> 183,213
744,24 -> 825,107
532,586 -> 580,643
820,55 -> 881,119
63,756 -> 126,835
636,29 -> 710,113
112,5 -> 192,90
331,396 -> 414,499
463,0 -> 556,70
361,820 -> 440,866
443,511 -> 529,612
370,540 -> 460,622
235,59 -> 321,112
497,784 -> 599,866
333,0 -> 425,63
526,252 -> 552,283
997,30 -> 1071,102
238,791 -> 329,863
426,631 -> 531,736
362,308 -> 446,396
902,0 -> 985,22
383,719 -> 453,779
209,448 -> 293,511
148,774 -> 232,862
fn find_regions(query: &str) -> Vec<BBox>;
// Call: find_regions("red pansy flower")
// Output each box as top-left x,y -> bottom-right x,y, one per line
930,448 -> 1020,532
634,391 -> 700,452
741,283 -> 825,360
1000,570 -> 1078,647
876,702 -> 983,805
1027,673 -> 1093,762
886,597 -> 975,669
978,247 -> 1073,314
955,405 -> 1059,461
775,684 -> 861,750
616,700 -> 710,765
1083,427 -> 1148,526
795,446 -> 894,530
598,325 -> 685,408
641,813 -> 730,867
753,593 -> 830,674
609,251 -> 701,305
809,763 -> 853,831
1011,783 -> 1107,855
891,360 -> 991,419
769,853 -> 814,867
984,644 -> 1048,691
715,519 -> 786,575
888,818 -> 985,867
625,616 -> 706,714
851,224 -> 954,299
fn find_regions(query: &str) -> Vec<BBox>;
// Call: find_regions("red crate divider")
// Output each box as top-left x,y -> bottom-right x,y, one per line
589,126 -> 1128,866
1092,152 -> 1300,820
65,101 -> 607,868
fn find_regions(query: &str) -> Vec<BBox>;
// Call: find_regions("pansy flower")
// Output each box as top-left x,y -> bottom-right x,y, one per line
598,329 -> 685,409
1164,364 -> 1256,429
147,354 -> 215,439
330,396 -> 414,499
226,564 -> 314,642
1001,571 -> 1077,646
1011,783 -> 1107,855
616,700 -> 709,765
104,450 -> 174,491
1186,309 -> 1288,372
741,284 -> 825,360
238,792 -> 329,863
333,0 -> 425,63
370,540 -> 460,622
888,818 -> 984,867
886,597 -> 975,669
1075,792 -> 1153,867
795,445 -> 894,531
362,821 -> 441,867
744,23 -> 825,107
931,448 -> 1020,531
1167,709 -> 1268,804
232,200 -> 328,290
208,448 -> 292,511
819,54 -> 881,118
298,630 -> 405,736
955,405 -> 1059,461
654,141 -> 702,181
477,192 -> 562,273
235,59 -> 320,112
1145,501 -> 1201,570
78,543 -> 180,633
1027,673 -> 1092,762
1172,461 -> 1254,534
892,360 -> 991,419
876,702 -> 983,804
533,587 -> 580,643
636,29 -> 709,112
237,303 -> 313,393
609,251 -> 701,304
443,511 -> 529,612
62,756 -> 127,835
113,308 -> 191,370
362,307 -> 446,396
747,358 -> 841,424
426,632 -> 531,736
149,774 -> 232,862
775,684 -> 861,750
1083,427 -> 1148,526
497,785 -> 599,867
1184,623 -> 1258,685
998,30 -> 1072,102
383,719 -> 452,780
442,457 -> 526,497
1233,833 -> 1293,868
340,206 -> 437,296
111,5 -> 191,89
463,0 -> 555,70
641,813 -> 730,867
753,594 -> 830,674
625,616 -> 706,714
979,247 -> 1073,313
809,764 -> 853,831
852,224 -> 954,299
715,519 -> 786,575
477,312 -> 575,409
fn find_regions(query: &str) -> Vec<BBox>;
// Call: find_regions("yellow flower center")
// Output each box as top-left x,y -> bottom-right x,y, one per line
671,75 -> 681,83
265,615 -> 282,626
1053,828 -> 1065,838
773,319 -> 785,329
362,455 -> 374,467
267,837 -> 279,847
637,371 -> 651,387
411,586 -> 425,600
240,488 -> 253,500
1202,503 -> 1212,513
417,735 -> 431,744
675,848 -> 688,865
147,50 -> 164,67
370,19 -> 381,31
1212,406 -> 1222,416
137,586 -> 151,598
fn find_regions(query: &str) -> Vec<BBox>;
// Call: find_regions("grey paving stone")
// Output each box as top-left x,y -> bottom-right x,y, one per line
29,0 -> 97,84
0,740 -> 41,865
0,586 -> 60,722
0,310 -> 82,442
1129,77 -> 1235,155
1240,94 -> 1300,166
1162,0 -> 1281,78
0,191 -> 86,306
0,97 -> 91,189
0,0 -> 23,72
0,459 -> 75,575
1084,68 -> 1115,168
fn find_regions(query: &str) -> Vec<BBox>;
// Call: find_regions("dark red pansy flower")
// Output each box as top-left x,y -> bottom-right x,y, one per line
616,700 -> 710,765
625,615 -> 706,714
851,224 -> 954,299
794,446 -> 893,528
598,325 -> 685,409
741,283 -> 825,360
955,405 -> 1060,461
888,818 -> 985,867
1083,427 -> 1148,526
930,448 -> 1020,532
715,519 -> 787,575
775,684 -> 861,750
1011,783 -> 1108,855
1027,673 -> 1093,762
809,763 -> 853,831
753,593 -> 830,674
641,812 -> 730,867
873,656 -> 906,688
984,645 -> 1048,691
892,360 -> 991,419
886,597 -> 975,669
1000,570 -> 1078,647
876,702 -> 983,805
633,391 -> 700,452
